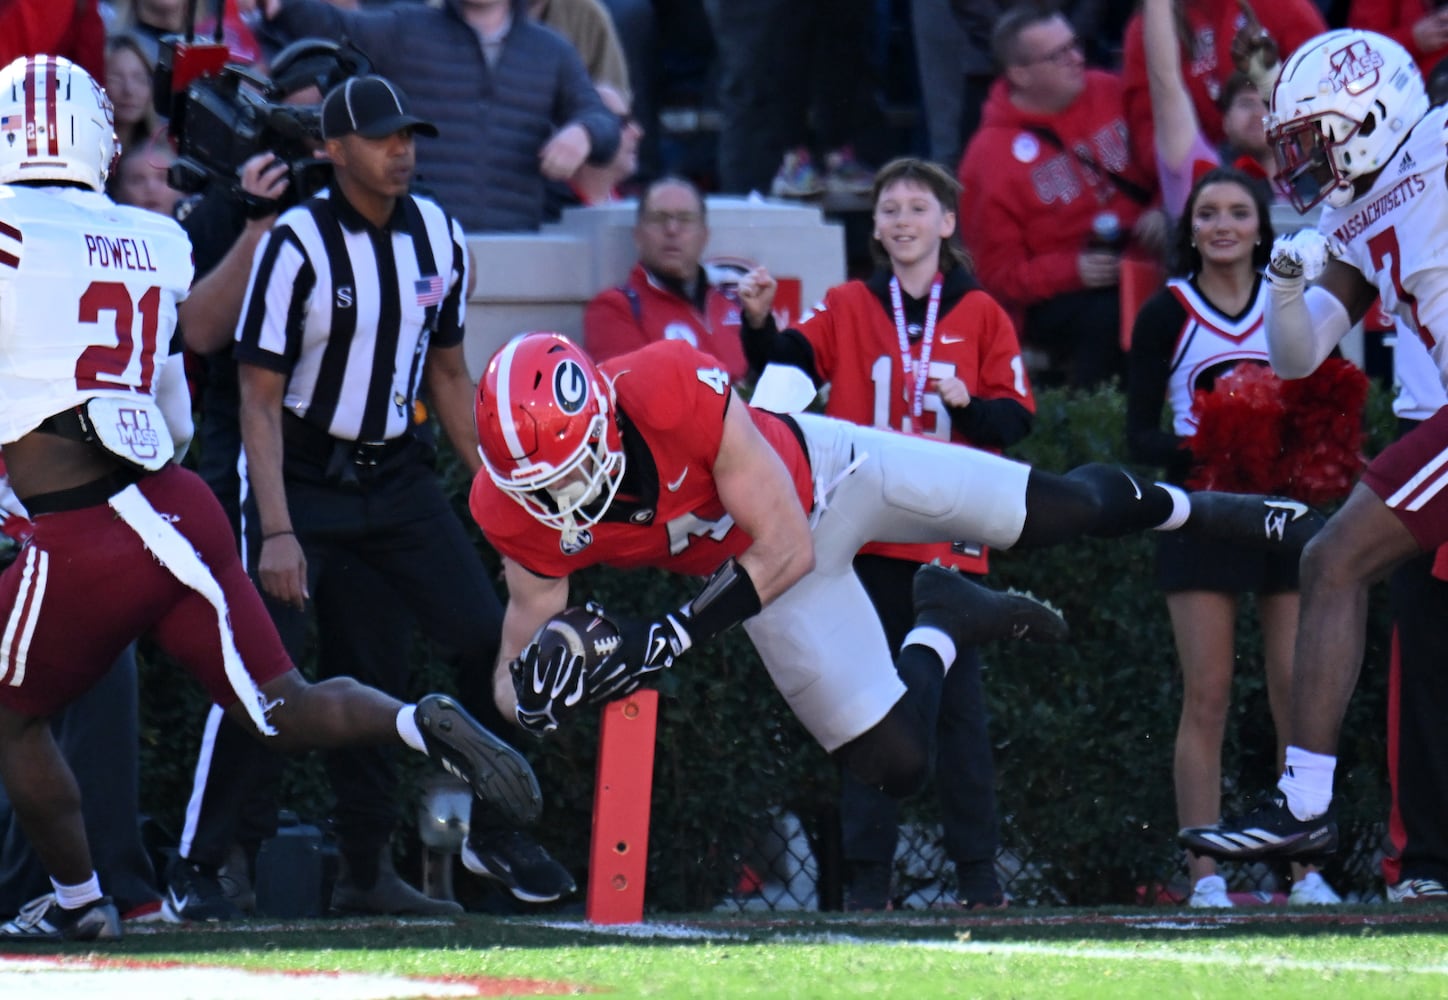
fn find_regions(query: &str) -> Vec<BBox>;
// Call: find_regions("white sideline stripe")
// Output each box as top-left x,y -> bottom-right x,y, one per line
0,960 -> 481,1000
913,939 -> 1448,977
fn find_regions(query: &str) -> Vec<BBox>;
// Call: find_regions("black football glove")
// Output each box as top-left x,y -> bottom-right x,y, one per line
585,608 -> 693,706
509,638 -> 587,736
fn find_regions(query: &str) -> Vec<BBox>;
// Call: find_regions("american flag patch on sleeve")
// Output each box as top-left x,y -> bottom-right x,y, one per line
414,274 -> 445,306
0,114 -> 21,134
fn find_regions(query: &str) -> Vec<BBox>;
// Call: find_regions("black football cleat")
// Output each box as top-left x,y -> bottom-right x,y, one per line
415,694 -> 543,828
912,563 -> 1068,648
1179,792 -> 1338,862
1,893 -> 121,941
1183,493 -> 1326,552
462,828 -> 577,904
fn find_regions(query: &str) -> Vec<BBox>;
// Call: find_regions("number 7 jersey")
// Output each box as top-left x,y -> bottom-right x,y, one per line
0,185 -> 193,443
1318,102 -> 1448,390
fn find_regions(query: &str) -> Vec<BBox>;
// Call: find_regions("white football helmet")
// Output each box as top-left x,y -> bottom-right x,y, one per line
1267,29 -> 1427,212
0,55 -> 118,192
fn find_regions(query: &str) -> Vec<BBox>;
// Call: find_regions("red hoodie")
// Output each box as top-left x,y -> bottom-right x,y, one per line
957,70 -> 1154,313
1349,0 -> 1445,74
1121,0 -> 1326,173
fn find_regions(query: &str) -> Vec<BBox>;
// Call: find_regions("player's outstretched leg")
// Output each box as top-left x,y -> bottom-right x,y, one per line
1182,493 -> 1326,552
415,694 -> 542,828
912,564 -> 1068,647
1179,793 -> 1339,862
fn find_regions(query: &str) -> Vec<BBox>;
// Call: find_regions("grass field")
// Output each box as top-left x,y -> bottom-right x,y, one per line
4,906 -> 1448,999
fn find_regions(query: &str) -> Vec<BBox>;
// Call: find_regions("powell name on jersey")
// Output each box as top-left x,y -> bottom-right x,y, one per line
0,185 -> 193,444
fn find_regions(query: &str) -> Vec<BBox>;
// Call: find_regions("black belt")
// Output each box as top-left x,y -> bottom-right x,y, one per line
35,406 -> 96,445
282,411 -> 419,486
23,466 -> 144,515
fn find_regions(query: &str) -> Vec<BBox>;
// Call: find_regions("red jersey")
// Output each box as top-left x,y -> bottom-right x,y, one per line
470,340 -> 813,578
958,71 -> 1155,316
799,275 -> 1033,571
584,264 -> 749,379
1120,0 -> 1325,171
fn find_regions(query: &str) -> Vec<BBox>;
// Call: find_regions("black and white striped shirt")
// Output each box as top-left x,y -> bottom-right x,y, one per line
234,187 -> 468,442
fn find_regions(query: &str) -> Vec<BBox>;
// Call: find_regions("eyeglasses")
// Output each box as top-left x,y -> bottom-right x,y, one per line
1021,36 -> 1083,66
640,210 -> 703,229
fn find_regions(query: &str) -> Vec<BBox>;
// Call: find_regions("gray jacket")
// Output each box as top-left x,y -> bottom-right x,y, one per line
269,0 -> 620,232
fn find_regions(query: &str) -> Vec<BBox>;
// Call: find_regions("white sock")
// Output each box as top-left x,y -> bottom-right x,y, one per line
1153,483 -> 1191,531
1277,745 -> 1337,820
51,873 -> 102,909
904,625 -> 956,673
396,704 -> 426,753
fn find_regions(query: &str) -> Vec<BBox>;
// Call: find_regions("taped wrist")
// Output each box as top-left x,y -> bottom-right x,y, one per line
677,557 -> 763,643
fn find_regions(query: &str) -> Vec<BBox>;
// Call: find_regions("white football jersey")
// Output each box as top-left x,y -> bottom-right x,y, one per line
0,184 -> 193,444
1163,276 -> 1271,438
1320,103 -> 1448,392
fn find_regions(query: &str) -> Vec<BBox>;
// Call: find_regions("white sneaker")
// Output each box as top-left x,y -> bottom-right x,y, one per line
1386,877 -> 1448,902
1188,874 -> 1233,908
1288,871 -> 1342,906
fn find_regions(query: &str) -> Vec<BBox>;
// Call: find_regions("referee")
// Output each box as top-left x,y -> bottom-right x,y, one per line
173,75 -> 574,917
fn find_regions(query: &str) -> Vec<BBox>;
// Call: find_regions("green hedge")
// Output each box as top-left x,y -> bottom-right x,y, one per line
138,384 -> 1398,908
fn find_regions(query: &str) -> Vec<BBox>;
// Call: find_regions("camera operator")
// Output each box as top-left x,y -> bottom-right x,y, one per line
166,39 -> 467,922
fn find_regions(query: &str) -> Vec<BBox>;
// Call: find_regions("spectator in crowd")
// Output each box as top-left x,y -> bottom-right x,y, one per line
0,0 -> 104,78
1143,0 -> 1277,219
0,54 -> 540,942
594,0 -> 657,178
910,0 -> 998,174
528,0 -> 630,99
583,176 -> 750,379
1120,0 -> 1326,178
243,0 -> 621,233
702,0 -> 883,198
1179,29 -> 1448,870
109,138 -> 182,217
225,74 -> 573,911
1349,0 -> 1448,73
105,32 -> 161,154
548,83 -> 642,215
0,458 -> 163,925
1380,332 -> 1448,903
739,158 -> 1032,911
1126,167 -> 1341,908
957,4 -> 1164,391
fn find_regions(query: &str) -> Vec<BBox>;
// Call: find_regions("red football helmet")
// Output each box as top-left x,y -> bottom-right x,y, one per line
475,332 -> 625,538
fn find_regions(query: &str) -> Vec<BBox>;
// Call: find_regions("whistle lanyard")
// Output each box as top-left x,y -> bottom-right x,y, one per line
889,273 -> 942,428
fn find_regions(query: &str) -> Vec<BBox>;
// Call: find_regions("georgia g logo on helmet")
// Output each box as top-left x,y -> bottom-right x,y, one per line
553,358 -> 590,415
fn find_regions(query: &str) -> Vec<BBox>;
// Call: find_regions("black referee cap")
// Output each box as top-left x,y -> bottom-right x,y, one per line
321,75 -> 439,141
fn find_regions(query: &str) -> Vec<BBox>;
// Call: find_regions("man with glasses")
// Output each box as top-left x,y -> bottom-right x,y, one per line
583,176 -> 753,379
957,5 -> 1165,391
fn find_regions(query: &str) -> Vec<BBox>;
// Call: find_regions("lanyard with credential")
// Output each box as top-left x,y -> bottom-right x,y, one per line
889,273 -> 942,435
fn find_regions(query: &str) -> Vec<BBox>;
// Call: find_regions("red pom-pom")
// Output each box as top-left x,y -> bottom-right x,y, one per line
1279,357 -> 1368,504
1186,357 -> 1367,504
1186,361 -> 1285,493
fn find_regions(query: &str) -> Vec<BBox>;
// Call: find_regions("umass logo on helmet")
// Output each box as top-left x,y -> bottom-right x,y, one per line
553,359 -> 589,414
1328,39 -> 1384,95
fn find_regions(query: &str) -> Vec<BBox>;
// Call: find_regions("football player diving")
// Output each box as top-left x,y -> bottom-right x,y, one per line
471,331 -> 1323,800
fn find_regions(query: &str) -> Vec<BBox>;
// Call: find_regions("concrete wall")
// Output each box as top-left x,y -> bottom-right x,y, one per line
462,196 -> 847,378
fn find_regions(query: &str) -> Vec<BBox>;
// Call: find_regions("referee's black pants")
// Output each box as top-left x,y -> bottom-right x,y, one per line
179,446 -> 508,884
